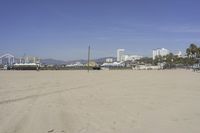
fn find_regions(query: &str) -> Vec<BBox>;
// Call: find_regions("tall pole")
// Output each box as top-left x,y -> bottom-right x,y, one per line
34,57 -> 36,63
88,45 -> 90,72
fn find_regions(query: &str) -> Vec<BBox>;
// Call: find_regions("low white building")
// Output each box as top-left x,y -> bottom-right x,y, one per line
66,62 -> 84,67
122,55 -> 142,62
153,48 -> 170,60
133,64 -> 163,70
123,55 -> 129,61
106,58 -> 113,63
101,62 -> 124,67
174,50 -> 182,57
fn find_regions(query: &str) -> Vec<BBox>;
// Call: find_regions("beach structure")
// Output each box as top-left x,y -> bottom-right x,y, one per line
87,45 -> 90,72
153,48 -> 170,60
0,53 -> 15,66
13,63 -> 40,70
85,61 -> 98,67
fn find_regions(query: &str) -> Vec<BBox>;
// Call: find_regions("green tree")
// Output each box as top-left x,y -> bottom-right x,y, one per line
162,53 -> 176,69
153,55 -> 164,65
186,43 -> 198,58
165,53 -> 174,63
185,43 -> 200,65
197,48 -> 200,58
137,57 -> 153,64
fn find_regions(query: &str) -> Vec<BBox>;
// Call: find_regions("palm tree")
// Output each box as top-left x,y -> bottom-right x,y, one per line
186,44 -> 198,58
197,48 -> 200,58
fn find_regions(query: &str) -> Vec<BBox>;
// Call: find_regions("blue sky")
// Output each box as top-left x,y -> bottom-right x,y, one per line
0,0 -> 200,60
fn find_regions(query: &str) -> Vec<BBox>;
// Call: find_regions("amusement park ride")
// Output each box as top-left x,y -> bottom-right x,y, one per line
0,53 -> 40,70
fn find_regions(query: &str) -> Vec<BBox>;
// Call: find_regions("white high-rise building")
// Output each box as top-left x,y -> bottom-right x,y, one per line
153,48 -> 170,60
117,49 -> 125,62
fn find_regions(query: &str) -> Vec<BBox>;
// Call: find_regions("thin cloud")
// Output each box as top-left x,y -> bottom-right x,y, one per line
159,26 -> 200,33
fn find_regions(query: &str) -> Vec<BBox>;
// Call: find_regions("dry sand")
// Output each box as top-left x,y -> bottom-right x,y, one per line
0,70 -> 200,133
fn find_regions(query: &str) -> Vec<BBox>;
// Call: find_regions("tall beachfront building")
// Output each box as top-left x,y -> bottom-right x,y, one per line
153,48 -> 170,60
117,49 -> 125,62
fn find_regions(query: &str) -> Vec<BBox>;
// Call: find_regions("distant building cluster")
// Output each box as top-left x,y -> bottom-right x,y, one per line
15,56 -> 40,64
117,49 -> 142,62
152,48 -> 183,60
101,49 -> 143,68
0,47 -> 185,70
0,53 -> 40,69
152,48 -> 170,60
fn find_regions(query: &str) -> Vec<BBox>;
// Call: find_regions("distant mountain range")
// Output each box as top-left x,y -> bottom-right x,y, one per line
40,57 -> 117,65
40,59 -> 67,65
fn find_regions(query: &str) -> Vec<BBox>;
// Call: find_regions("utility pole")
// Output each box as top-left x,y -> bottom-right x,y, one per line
88,45 -> 90,72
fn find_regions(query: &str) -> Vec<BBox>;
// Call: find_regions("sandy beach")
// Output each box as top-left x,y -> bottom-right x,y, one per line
0,70 -> 200,133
